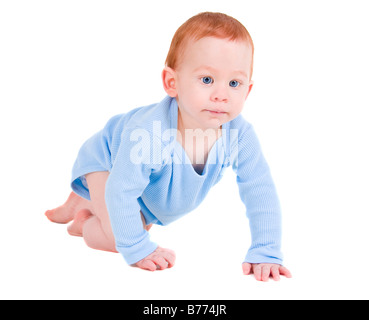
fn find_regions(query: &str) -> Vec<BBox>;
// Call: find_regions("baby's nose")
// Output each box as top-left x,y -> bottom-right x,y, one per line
210,86 -> 229,103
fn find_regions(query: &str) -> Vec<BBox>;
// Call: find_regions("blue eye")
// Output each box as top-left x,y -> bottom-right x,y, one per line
201,77 -> 214,85
229,80 -> 240,88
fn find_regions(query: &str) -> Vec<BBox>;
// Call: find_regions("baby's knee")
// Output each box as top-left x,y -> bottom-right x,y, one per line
83,217 -> 117,253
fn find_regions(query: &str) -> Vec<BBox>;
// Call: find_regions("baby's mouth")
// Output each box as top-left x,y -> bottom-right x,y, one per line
205,109 -> 227,115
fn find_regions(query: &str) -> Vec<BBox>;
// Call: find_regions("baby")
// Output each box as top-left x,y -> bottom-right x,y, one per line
46,12 -> 291,281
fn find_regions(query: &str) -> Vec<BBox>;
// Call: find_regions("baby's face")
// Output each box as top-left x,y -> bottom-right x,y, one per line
174,37 -> 253,130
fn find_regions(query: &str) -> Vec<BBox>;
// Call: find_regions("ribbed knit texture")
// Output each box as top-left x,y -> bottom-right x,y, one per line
71,96 -> 283,265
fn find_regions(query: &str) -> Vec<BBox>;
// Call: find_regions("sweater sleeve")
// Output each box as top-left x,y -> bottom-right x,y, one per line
232,122 -> 284,265
105,126 -> 160,265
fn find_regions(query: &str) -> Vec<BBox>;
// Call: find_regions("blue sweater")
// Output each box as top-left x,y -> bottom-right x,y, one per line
71,96 -> 283,265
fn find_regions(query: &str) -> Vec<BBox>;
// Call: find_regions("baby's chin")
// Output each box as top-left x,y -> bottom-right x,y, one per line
200,116 -> 227,130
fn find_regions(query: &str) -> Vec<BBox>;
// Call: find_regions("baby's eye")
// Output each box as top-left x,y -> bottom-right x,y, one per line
229,80 -> 240,88
201,77 -> 214,85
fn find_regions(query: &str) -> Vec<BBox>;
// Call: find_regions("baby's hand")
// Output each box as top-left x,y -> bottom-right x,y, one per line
133,247 -> 176,271
242,263 -> 292,281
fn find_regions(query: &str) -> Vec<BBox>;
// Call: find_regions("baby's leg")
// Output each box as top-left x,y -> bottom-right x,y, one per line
78,172 -> 152,252
77,171 -> 118,252
47,171 -> 152,253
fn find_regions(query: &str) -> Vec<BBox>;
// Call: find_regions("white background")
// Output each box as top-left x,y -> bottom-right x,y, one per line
1,0 -> 368,300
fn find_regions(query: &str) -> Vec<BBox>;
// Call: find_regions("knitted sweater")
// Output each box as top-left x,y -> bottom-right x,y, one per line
71,96 -> 283,265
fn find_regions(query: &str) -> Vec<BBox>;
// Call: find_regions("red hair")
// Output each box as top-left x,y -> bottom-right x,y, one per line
165,12 -> 254,78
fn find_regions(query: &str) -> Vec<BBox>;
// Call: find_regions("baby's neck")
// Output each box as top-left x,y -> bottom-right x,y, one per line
176,118 -> 222,172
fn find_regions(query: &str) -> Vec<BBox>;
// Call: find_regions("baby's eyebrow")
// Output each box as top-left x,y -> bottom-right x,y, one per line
194,65 -> 218,73
234,70 -> 248,78
194,65 -> 248,78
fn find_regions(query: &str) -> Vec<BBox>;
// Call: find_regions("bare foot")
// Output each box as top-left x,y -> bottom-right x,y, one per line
45,192 -> 92,224
67,209 -> 93,236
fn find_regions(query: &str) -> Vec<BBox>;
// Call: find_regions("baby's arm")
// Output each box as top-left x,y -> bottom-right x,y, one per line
105,127 -> 174,270
232,121 -> 288,276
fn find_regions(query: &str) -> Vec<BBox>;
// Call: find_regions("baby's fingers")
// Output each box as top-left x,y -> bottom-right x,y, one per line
261,265 -> 271,282
253,264 -> 262,281
242,263 -> 252,275
152,255 -> 170,270
136,259 -> 157,272
159,249 -> 176,268
270,265 -> 280,281
135,257 -> 167,271
279,266 -> 292,278
135,247 -> 176,271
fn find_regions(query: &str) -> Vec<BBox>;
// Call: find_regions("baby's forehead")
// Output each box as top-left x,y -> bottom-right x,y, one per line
184,36 -> 252,57
180,37 -> 253,70
187,35 -> 251,49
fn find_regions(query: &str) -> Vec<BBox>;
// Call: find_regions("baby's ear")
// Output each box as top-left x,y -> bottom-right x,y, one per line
162,67 -> 177,98
245,80 -> 254,101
